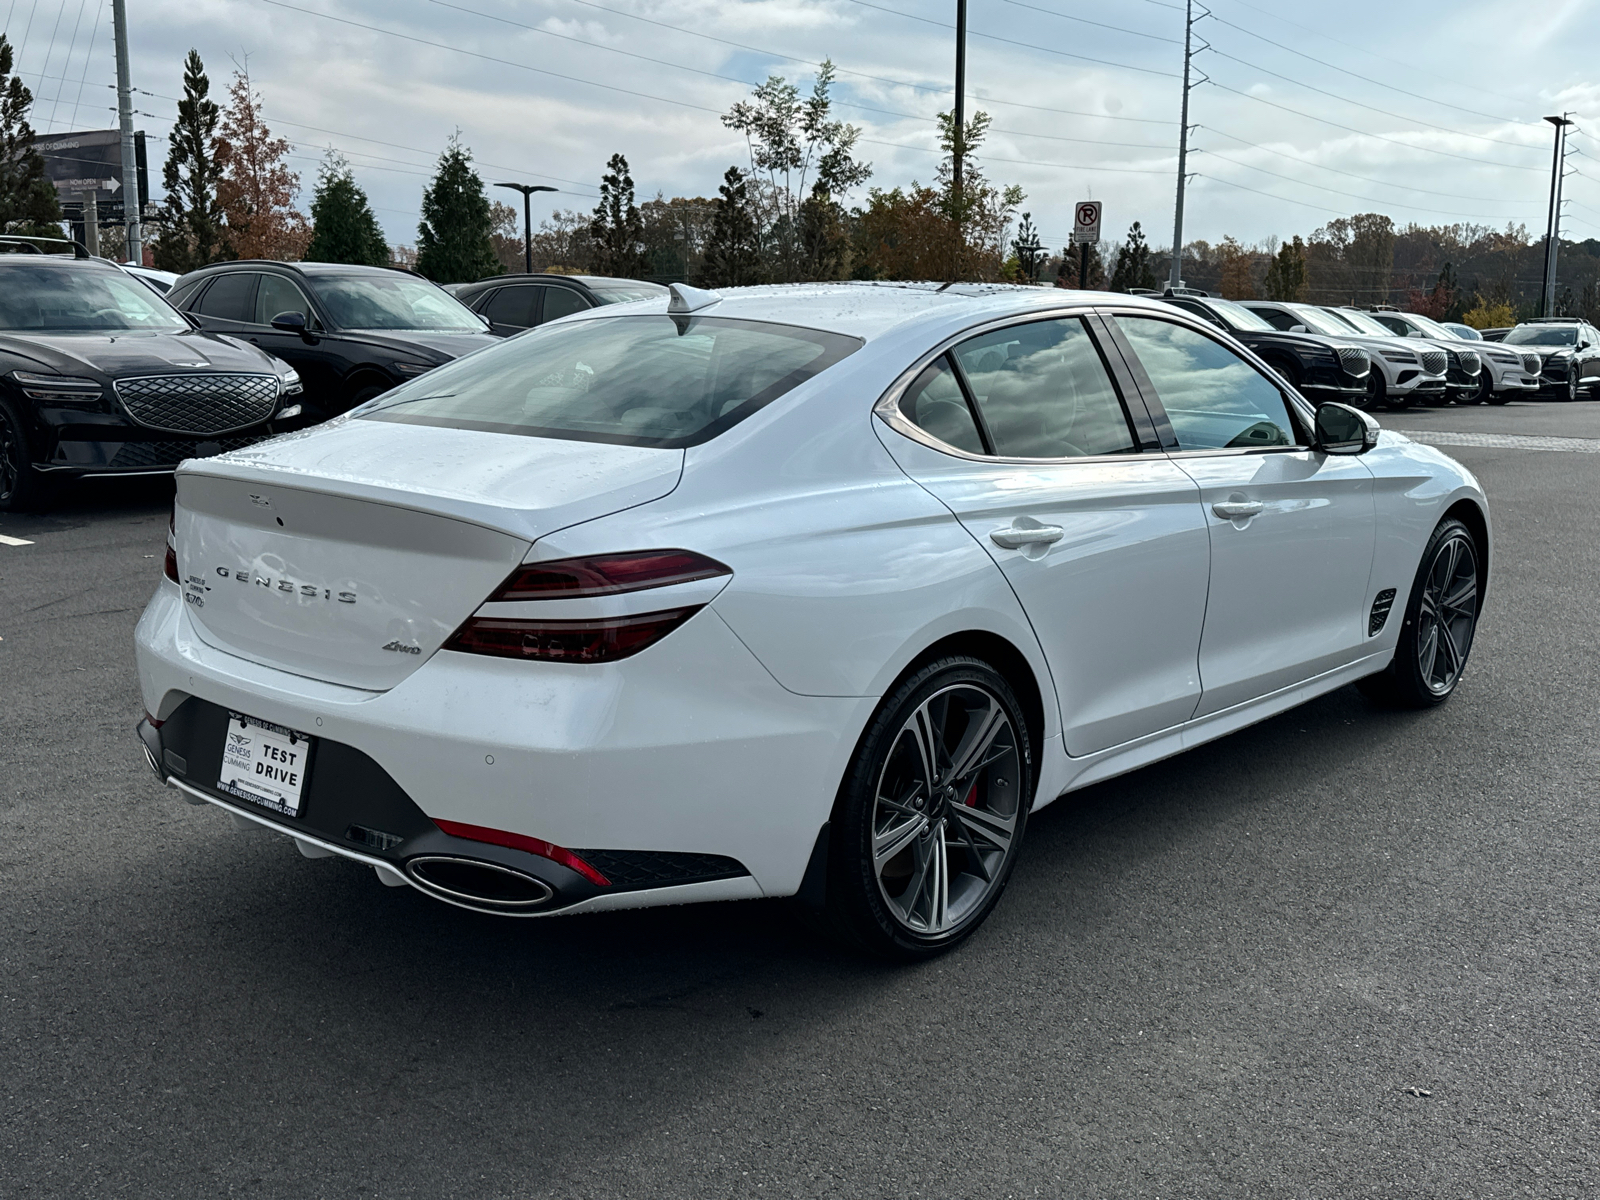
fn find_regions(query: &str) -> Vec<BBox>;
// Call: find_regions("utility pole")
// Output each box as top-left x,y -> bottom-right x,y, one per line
952,0 -> 967,273
494,182 -> 557,274
112,0 -> 140,264
1167,0 -> 1200,292
1542,113 -> 1573,317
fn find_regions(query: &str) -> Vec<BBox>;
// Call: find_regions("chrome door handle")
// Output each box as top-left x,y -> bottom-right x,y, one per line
990,522 -> 1065,549
1212,500 -> 1264,520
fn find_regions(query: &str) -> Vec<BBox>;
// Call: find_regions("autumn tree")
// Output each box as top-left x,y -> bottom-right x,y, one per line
1217,236 -> 1257,299
488,200 -> 524,274
1056,242 -> 1105,290
527,207 -> 592,273
1263,235 -> 1309,301
303,151 -> 387,266
216,67 -> 309,259
0,34 -> 62,235
1108,221 -> 1157,293
700,167 -> 763,287
934,109 -> 1022,280
415,135 -> 499,283
589,153 -> 648,277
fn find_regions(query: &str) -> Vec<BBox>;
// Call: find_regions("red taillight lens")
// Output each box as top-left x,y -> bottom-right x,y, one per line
163,544 -> 179,583
163,500 -> 178,582
433,818 -> 610,886
490,550 -> 730,601
445,607 -> 699,664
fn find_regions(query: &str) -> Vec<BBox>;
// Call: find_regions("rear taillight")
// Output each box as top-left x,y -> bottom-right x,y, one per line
433,818 -> 610,886
446,608 -> 699,664
162,501 -> 179,583
489,550 -> 730,601
446,550 -> 731,664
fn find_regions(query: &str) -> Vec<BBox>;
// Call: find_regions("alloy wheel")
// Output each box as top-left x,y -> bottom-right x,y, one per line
1415,531 -> 1479,696
870,683 -> 1022,936
1565,372 -> 1578,402
0,407 -> 20,506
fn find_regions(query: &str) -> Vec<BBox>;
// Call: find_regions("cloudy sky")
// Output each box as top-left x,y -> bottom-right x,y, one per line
9,0 -> 1600,255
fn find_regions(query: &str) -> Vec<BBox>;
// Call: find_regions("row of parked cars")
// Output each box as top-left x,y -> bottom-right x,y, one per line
1135,287 -> 1600,410
0,235 -> 1591,512
0,239 -> 664,511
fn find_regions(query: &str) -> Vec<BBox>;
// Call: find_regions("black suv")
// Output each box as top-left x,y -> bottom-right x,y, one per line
1157,293 -> 1372,404
1500,318 -> 1600,400
168,262 -> 501,419
451,273 -> 668,336
0,252 -> 302,511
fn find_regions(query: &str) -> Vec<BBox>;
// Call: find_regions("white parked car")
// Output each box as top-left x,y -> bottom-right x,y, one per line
1241,300 -> 1449,410
1363,310 -> 1540,405
134,283 -> 1490,958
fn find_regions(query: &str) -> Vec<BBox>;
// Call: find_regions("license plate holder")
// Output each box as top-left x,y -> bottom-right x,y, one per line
217,711 -> 313,817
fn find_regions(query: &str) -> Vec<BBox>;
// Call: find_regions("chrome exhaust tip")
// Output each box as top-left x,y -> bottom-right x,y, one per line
405,856 -> 554,911
141,743 -> 162,780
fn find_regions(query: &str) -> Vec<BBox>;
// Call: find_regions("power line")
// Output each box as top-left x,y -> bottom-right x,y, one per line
1207,79 -> 1546,173
1194,173 -> 1345,216
1204,46 -> 1542,153
861,136 -> 1173,175
994,0 -> 1181,43
1202,125 -> 1526,204
1203,11 -> 1527,127
45,0 -> 89,129
836,0 -> 1181,78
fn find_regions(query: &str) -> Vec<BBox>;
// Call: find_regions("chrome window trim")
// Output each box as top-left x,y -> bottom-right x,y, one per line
872,302 -> 1153,466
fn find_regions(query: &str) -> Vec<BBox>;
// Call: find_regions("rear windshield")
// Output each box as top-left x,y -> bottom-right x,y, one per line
361,314 -> 862,448
589,282 -> 669,304
0,263 -> 188,331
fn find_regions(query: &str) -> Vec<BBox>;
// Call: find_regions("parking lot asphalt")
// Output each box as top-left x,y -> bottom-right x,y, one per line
3,396 -> 1599,1199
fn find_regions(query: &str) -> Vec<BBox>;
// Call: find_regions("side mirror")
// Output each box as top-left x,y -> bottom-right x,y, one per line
1289,324 -> 1308,333
1314,402 -> 1379,455
270,310 -> 315,342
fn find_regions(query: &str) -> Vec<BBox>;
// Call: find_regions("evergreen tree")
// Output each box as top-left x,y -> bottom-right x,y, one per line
1056,242 -> 1105,290
1263,235 -> 1309,301
153,51 -> 226,271
1108,221 -> 1158,293
797,181 -> 848,281
304,150 -> 387,266
416,135 -> 498,283
217,67 -> 309,260
700,167 -> 763,288
588,153 -> 648,277
1010,212 -> 1043,283
0,34 -> 63,235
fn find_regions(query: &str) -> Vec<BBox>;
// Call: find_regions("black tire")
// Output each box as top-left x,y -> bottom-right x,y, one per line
0,398 -> 49,513
1485,384 -> 1510,406
1561,372 -> 1578,402
348,383 -> 389,408
1358,517 -> 1481,709
823,656 -> 1034,960
1366,371 -> 1388,411
1463,373 -> 1490,405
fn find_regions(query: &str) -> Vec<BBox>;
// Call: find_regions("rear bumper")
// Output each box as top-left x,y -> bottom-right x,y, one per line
133,582 -> 870,914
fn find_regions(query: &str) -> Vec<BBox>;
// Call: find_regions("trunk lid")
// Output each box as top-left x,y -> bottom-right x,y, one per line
175,419 -> 684,690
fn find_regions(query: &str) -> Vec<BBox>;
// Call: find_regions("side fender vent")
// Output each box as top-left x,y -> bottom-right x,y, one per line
1369,588 -> 1397,636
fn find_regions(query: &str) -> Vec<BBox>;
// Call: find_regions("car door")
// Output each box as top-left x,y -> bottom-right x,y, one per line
538,284 -> 591,325
479,284 -> 541,336
1105,310 -> 1377,717
246,273 -> 347,414
877,313 -> 1212,758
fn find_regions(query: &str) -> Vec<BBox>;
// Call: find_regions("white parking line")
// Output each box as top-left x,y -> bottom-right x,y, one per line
0,534 -> 34,547
1405,430 -> 1600,454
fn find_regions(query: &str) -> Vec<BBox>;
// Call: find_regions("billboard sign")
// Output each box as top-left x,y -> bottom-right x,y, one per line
31,129 -> 149,217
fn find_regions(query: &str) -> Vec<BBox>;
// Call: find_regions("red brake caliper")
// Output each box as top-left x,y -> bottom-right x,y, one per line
964,780 -> 978,806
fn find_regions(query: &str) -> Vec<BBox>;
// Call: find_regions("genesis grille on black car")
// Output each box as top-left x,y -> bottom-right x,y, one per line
108,434 -> 269,469
114,373 -> 280,436
1418,349 -> 1448,375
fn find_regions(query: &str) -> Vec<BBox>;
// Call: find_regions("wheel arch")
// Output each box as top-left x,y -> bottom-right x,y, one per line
1443,496 -> 1490,604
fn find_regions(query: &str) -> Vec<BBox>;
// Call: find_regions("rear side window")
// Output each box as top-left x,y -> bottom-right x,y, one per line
362,314 -> 862,449
898,356 -> 984,454
1115,315 -> 1298,451
483,286 -> 539,329
951,318 -> 1137,458
194,273 -> 257,322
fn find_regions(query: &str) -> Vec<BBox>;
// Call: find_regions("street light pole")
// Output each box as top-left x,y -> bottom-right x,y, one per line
494,182 -> 557,274
1542,114 -> 1573,317
112,0 -> 141,264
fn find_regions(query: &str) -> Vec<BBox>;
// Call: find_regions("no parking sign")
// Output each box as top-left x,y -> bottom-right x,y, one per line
1073,201 -> 1102,244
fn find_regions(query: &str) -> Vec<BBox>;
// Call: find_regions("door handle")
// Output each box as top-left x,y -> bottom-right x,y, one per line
1212,499 -> 1264,520
990,521 -> 1065,549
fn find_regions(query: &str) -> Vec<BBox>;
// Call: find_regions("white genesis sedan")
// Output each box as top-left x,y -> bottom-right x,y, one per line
134,282 -> 1489,958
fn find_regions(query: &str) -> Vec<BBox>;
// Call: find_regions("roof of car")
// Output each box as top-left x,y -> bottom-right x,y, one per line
454,272 -> 667,294
571,281 -> 1176,342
